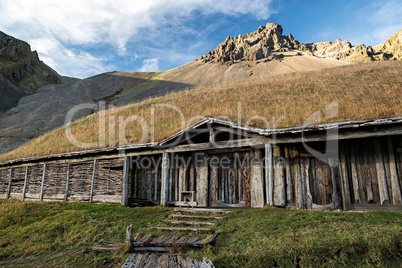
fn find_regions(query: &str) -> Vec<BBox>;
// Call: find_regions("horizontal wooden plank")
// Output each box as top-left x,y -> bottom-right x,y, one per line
163,220 -> 216,226
92,195 -> 121,203
173,208 -> 231,214
151,227 -> 212,232
169,214 -> 222,220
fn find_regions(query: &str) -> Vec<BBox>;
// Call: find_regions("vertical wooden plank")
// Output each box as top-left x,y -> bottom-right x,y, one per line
300,158 -> 312,209
284,146 -> 294,204
339,145 -> 352,210
64,163 -> 71,202
228,167 -> 233,204
373,140 -> 390,204
22,166 -> 29,201
273,145 -> 286,207
329,158 -> 342,209
7,168 -> 13,199
362,146 -> 374,203
349,146 -> 361,204
250,149 -> 264,208
196,154 -> 208,207
387,137 -> 402,204
40,164 -> 47,202
290,146 -> 303,209
89,159 -> 98,203
265,143 -> 274,206
178,164 -> 184,202
122,157 -> 129,206
211,167 -> 219,206
168,153 -> 174,202
238,166 -> 243,202
382,140 -> 392,202
161,152 -> 169,206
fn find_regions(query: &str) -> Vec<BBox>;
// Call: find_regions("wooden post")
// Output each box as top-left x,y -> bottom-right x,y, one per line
89,159 -> 98,203
7,168 -> 13,199
265,143 -> 273,206
329,158 -> 342,209
40,164 -> 47,202
122,157 -> 130,206
387,137 -> 402,204
161,152 -> 169,206
250,149 -> 264,208
22,166 -> 29,201
373,140 -> 390,204
65,162 -> 71,202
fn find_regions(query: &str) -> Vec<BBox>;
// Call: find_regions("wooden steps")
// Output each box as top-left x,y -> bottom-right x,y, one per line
169,214 -> 223,220
151,226 -> 212,232
122,253 -> 214,268
163,219 -> 216,226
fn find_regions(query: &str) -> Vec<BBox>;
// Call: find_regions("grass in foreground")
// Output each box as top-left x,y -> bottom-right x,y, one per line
0,200 -> 401,267
1,61 -> 401,162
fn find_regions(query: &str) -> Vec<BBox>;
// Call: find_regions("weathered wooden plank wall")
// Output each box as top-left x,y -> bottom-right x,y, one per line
271,136 -> 402,210
0,135 -> 400,210
130,155 -> 162,205
25,165 -> 44,200
43,163 -> 68,201
9,166 -> 25,199
93,158 -> 124,203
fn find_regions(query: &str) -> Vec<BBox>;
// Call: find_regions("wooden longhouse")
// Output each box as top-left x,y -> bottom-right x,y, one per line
0,117 -> 401,211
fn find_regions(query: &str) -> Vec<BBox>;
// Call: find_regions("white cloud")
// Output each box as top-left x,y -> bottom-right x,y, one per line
0,0 -> 273,78
29,38 -> 113,78
140,58 -> 159,72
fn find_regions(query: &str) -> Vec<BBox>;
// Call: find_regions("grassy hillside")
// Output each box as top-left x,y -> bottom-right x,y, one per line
1,61 -> 402,162
0,200 -> 401,267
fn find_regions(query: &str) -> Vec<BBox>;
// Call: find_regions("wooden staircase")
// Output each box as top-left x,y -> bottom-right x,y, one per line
122,208 -> 231,267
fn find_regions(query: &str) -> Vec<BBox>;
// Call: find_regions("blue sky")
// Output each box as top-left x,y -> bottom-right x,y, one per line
1,0 -> 401,78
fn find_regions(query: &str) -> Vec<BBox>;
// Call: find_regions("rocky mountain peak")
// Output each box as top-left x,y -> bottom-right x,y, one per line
373,29 -> 402,60
199,23 -> 299,64
0,31 -> 60,94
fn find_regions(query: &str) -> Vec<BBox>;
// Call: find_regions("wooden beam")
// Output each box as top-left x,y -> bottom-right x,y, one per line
273,126 -> 402,144
89,159 -> 98,203
160,152 -> 169,206
64,162 -> 71,202
22,166 -> 29,201
387,138 -> 402,204
265,143 -> 273,206
7,168 -> 13,199
122,157 -> 130,206
40,164 -> 46,202
214,126 -> 268,140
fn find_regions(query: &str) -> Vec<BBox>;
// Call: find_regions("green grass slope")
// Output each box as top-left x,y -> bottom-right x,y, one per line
0,200 -> 401,267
